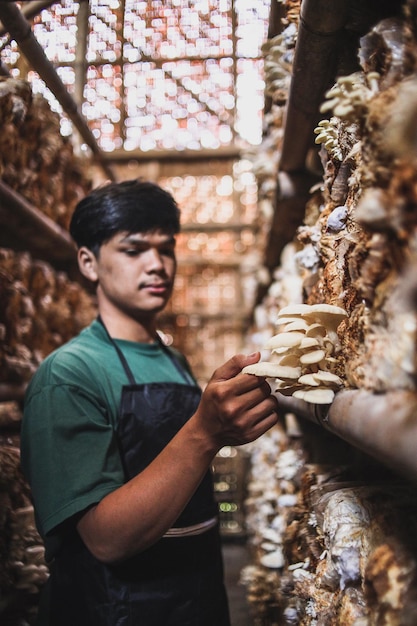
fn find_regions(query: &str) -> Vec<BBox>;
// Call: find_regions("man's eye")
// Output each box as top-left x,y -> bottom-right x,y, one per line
124,248 -> 140,256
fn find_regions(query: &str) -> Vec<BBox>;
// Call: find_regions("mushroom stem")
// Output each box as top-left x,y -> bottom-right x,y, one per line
276,389 -> 417,483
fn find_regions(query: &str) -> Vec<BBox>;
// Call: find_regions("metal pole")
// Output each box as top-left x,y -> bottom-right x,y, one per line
276,388 -> 417,483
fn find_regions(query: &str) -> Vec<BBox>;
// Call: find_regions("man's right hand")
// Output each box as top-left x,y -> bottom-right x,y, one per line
194,352 -> 279,450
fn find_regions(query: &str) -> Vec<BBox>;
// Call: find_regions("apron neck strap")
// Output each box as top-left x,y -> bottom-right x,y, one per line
98,316 -> 137,384
97,316 -> 193,385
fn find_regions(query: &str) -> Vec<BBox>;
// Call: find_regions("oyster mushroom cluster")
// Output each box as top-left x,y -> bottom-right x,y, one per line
319,71 -> 380,121
313,117 -> 344,161
242,304 -> 347,404
262,25 -> 297,104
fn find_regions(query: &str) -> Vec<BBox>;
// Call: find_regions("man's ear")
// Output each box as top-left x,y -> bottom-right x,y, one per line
77,246 -> 99,282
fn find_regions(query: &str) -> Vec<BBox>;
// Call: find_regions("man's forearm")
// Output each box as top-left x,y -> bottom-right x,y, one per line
76,415 -> 217,563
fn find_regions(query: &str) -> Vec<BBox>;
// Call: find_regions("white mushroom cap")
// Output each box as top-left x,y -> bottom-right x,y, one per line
242,362 -> 301,379
281,319 -> 309,332
298,373 -> 320,386
265,331 -> 305,349
305,323 -> 327,338
300,337 -> 320,350
304,304 -> 347,327
293,388 -> 335,404
323,337 -> 337,353
274,383 -> 300,396
260,549 -> 285,569
273,346 -> 291,355
292,389 -> 307,400
275,316 -> 301,326
309,304 -> 347,317
319,356 -> 337,369
300,349 -> 326,365
276,304 -> 314,319
313,370 -> 342,386
277,354 -> 302,367
305,387 -> 335,404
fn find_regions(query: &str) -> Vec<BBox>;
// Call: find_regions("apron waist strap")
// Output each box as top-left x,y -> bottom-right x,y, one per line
163,516 -> 218,537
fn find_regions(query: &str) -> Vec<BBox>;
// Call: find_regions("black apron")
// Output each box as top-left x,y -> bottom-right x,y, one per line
44,323 -> 230,626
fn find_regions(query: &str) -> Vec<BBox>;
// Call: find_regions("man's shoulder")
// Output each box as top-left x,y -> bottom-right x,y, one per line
41,323 -> 99,364
27,322 -> 110,390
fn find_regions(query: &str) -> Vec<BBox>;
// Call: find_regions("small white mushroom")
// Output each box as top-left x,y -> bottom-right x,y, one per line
261,541 -> 279,552
276,304 -> 313,320
300,337 -> 320,350
292,389 -> 307,400
326,205 -> 348,232
320,356 -> 337,366
313,370 -> 343,386
277,354 -> 302,367
274,380 -> 300,396
305,304 -> 348,328
323,337 -> 337,353
300,349 -> 326,365
298,373 -> 320,386
281,319 -> 309,332
265,331 -> 305,349
305,323 -> 327,338
273,346 -> 291,355
305,388 -> 335,403
260,549 -> 285,569
242,362 -> 301,379
261,527 -> 284,543
275,316 -> 305,326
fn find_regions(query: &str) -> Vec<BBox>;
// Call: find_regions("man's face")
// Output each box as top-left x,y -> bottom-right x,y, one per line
93,229 -> 177,321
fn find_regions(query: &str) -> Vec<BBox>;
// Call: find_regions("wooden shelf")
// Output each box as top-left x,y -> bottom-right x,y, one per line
0,383 -> 26,403
0,180 -> 82,280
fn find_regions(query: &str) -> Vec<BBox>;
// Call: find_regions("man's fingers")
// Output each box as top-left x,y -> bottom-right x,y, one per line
212,352 -> 261,382
235,379 -> 273,411
242,404 -> 278,442
250,394 -> 279,423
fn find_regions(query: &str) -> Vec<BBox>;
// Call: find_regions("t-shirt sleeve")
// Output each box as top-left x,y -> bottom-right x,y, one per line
21,381 -> 125,539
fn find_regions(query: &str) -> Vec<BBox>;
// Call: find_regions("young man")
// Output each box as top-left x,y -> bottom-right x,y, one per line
21,179 -> 278,625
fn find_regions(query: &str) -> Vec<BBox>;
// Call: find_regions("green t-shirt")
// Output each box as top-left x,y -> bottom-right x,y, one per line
20,319 -> 197,560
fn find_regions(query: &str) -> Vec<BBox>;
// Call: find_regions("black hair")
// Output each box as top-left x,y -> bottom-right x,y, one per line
69,179 -> 181,254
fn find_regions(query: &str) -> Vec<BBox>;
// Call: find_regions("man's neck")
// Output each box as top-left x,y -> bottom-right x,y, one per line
99,311 -> 158,343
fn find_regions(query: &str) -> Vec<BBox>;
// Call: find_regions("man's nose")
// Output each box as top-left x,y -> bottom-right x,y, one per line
146,248 -> 165,269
